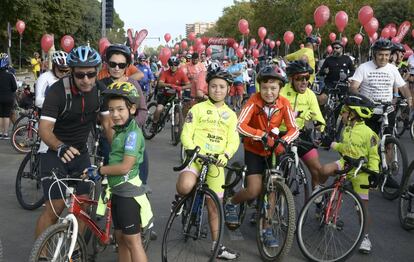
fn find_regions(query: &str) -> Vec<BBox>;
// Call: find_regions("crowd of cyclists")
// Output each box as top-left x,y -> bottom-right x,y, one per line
0,32 -> 414,261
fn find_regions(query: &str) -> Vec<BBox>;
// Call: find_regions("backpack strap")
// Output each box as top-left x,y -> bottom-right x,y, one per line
60,76 -> 72,117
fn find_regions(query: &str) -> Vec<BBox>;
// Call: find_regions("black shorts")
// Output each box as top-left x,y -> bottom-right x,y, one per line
244,150 -> 272,176
156,93 -> 174,106
366,110 -> 395,135
0,100 -> 14,117
297,131 -> 316,158
111,194 -> 141,235
40,150 -> 91,200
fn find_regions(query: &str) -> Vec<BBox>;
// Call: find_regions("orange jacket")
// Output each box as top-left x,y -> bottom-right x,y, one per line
238,93 -> 299,156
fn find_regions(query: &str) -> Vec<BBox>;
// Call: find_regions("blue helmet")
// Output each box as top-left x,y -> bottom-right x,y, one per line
67,46 -> 101,67
0,53 -> 10,69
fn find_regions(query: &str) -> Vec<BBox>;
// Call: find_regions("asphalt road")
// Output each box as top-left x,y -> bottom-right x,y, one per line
0,125 -> 413,262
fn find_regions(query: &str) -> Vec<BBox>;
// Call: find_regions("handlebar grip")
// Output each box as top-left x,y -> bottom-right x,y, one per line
173,146 -> 200,172
222,164 -> 247,189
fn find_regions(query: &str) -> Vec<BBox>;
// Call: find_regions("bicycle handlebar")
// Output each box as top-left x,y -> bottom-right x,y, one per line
222,164 -> 248,190
173,147 -> 200,172
334,155 -> 378,177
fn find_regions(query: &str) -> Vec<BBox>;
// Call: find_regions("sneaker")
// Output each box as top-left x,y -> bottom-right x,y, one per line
359,235 -> 372,254
216,244 -> 239,260
312,185 -> 324,204
262,228 -> 279,248
224,203 -> 239,225
3,134 -> 10,140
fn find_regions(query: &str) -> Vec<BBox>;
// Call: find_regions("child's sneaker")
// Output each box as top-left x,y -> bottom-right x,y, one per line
262,228 -> 279,248
224,202 -> 239,225
312,185 -> 324,204
359,234 -> 372,254
216,244 -> 239,260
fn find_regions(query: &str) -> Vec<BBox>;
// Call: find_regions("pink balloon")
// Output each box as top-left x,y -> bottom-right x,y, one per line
233,43 -> 239,50
403,44 -> 413,59
189,46 -> 194,52
41,34 -> 54,52
99,37 -> 110,55
249,38 -> 257,47
305,24 -> 313,37
326,45 -> 333,54
164,33 -> 171,43
16,20 -> 25,35
369,32 -> 378,44
236,48 -> 244,58
354,33 -> 363,46
265,38 -> 270,45
300,44 -> 305,49
195,38 -> 202,46
314,5 -> 330,28
381,27 -> 391,39
181,40 -> 188,49
364,17 -> 379,37
317,37 -> 322,45
60,35 -> 74,53
159,47 -> 171,65
258,27 -> 267,41
335,11 -> 348,33
174,44 -> 179,51
283,31 -> 294,45
188,32 -> 196,41
238,19 -> 249,35
269,40 -> 276,49
341,36 -> 348,46
199,44 -> 206,52
329,32 -> 337,43
276,40 -> 281,47
127,29 -> 133,46
252,49 -> 259,58
245,28 -> 250,35
358,6 -> 374,26
391,37 -> 399,43
246,49 -> 251,55
389,26 -> 397,37
206,47 -> 212,56
412,29 -> 414,38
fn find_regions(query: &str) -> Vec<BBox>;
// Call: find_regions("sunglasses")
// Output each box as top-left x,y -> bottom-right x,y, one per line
73,71 -> 97,79
57,67 -> 70,74
294,75 -> 310,82
108,61 -> 128,69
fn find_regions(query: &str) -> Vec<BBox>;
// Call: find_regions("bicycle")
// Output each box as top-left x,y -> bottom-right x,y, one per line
393,98 -> 410,138
11,107 -> 39,154
162,146 -> 243,261
142,88 -> 185,146
398,160 -> 414,231
296,155 -> 377,262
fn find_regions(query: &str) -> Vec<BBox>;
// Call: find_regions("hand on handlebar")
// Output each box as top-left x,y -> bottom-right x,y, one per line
261,133 -> 275,149
170,84 -> 182,92
81,165 -> 101,181
216,154 -> 228,167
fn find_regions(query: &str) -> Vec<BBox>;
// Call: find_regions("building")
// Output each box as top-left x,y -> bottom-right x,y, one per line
185,22 -> 215,37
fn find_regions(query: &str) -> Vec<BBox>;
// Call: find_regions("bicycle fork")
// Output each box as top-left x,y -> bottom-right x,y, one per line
379,134 -> 398,192
53,214 -> 78,262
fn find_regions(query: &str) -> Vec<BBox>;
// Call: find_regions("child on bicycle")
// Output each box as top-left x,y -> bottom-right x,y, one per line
176,62 -> 240,260
225,65 -> 299,248
98,82 -> 153,262
320,94 -> 380,254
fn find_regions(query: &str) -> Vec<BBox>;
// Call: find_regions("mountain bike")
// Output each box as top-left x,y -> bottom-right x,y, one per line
393,98 -> 410,138
398,160 -> 414,231
11,107 -> 39,153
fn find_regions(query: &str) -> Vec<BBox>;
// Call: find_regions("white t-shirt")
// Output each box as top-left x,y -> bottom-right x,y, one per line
407,54 -> 414,70
350,61 -> 406,103
35,70 -> 58,108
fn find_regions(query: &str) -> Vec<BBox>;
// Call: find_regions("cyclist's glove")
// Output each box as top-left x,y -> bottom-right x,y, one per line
57,144 -> 70,158
261,133 -> 275,149
216,154 -> 229,167
87,165 -> 101,182
298,110 -> 314,121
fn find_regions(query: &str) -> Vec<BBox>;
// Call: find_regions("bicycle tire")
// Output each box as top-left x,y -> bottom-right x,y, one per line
395,106 -> 409,138
256,180 -> 295,261
223,161 -> 247,230
162,187 -> 224,262
12,114 -> 29,131
15,151 -> 44,210
11,124 -> 38,154
171,105 -> 184,146
142,102 -> 158,140
410,119 -> 414,142
29,222 -> 88,262
296,186 -> 366,262
381,136 -> 408,200
398,161 -> 414,230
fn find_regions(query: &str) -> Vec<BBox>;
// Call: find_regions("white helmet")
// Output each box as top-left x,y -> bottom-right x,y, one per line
52,50 -> 69,67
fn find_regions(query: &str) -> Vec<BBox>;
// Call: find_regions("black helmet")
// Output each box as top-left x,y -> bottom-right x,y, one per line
330,40 -> 344,49
67,46 -> 101,67
168,56 -> 180,66
391,42 -> 405,54
305,35 -> 318,44
286,60 -> 314,77
371,39 -> 393,52
105,44 -> 132,64
343,94 -> 375,119
256,65 -> 287,84
138,53 -> 146,61
206,62 -> 233,85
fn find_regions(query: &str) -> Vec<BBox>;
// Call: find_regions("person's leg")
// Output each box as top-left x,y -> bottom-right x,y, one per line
301,151 -> 322,189
114,230 -> 132,262
35,199 -> 66,238
231,175 -> 262,204
176,171 -> 197,196
122,233 -> 147,262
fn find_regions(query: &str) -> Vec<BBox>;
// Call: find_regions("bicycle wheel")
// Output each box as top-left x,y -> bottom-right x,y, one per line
398,161 -> 414,230
223,161 -> 247,229
171,105 -> 184,146
256,180 -> 295,261
12,114 -> 29,131
15,151 -> 44,210
11,124 -> 38,154
162,188 -> 224,262
395,106 -> 409,138
142,102 -> 158,140
29,222 -> 88,262
297,186 -> 366,262
410,119 -> 414,142
381,136 -> 408,200
280,156 -> 310,217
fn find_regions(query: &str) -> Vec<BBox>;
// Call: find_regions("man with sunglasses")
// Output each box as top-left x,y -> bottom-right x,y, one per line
35,46 -> 113,239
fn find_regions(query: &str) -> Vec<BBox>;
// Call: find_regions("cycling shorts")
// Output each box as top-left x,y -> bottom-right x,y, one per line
244,149 -> 272,176
336,159 -> 369,200
229,81 -> 244,96
0,100 -> 14,117
40,150 -> 91,200
297,131 -> 319,160
181,159 -> 225,198
156,92 -> 175,106
112,194 -> 142,235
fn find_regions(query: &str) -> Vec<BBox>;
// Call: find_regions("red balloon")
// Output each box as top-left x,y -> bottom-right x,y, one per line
99,37 -> 111,55
243,48 -> 247,52
317,37 -> 322,45
269,40 -> 276,49
364,17 -> 379,37
403,44 -> 413,59
265,38 -> 270,45
300,44 -> 305,49
314,5 -> 330,28
206,47 -> 212,56
236,48 -> 244,58
249,38 -> 257,47
412,29 -> 414,38
164,33 -> 171,43
245,28 -> 250,35
391,37 -> 399,43
246,49 -> 251,55
41,34 -> 54,52
358,6 -> 374,26
198,44 -> 206,53
389,26 -> 397,37
329,32 -> 337,43
335,11 -> 348,33
395,21 -> 411,43
238,19 -> 249,35
174,44 -> 179,51
16,20 -> 25,35
283,31 -> 294,45
189,45 -> 194,52
305,24 -> 313,37
159,47 -> 171,65
60,35 -> 74,53
341,36 -> 348,46
127,28 -> 133,46
195,38 -> 202,46
252,49 -> 259,58
233,43 -> 239,50
181,40 -> 188,49
276,40 -> 281,47
369,32 -> 378,44
326,45 -> 333,54
354,33 -> 363,46
381,27 -> 391,39
188,32 -> 196,41
258,27 -> 267,41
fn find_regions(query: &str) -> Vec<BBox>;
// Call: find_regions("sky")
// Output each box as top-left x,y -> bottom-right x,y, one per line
114,0 -> 235,47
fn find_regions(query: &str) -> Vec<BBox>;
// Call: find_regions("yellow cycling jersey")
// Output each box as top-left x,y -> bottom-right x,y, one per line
279,82 -> 325,131
285,47 -> 316,83
181,99 -> 240,158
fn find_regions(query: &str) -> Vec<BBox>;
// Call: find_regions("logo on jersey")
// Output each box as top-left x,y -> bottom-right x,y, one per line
207,110 -> 212,115
125,132 -> 137,151
370,135 -> 378,147
185,112 -> 193,123
221,111 -> 230,120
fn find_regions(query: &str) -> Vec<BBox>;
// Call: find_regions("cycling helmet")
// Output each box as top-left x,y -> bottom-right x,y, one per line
102,81 -> 139,105
0,53 -> 9,69
231,55 -> 238,62
256,65 -> 287,84
286,60 -> 314,77
371,39 -> 393,51
138,53 -> 146,61
305,35 -> 318,44
168,56 -> 180,66
206,62 -> 233,85
330,40 -> 344,48
391,42 -> 405,54
67,46 -> 101,67
105,44 -> 132,64
185,53 -> 192,59
343,94 -> 375,119
52,50 -> 69,67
